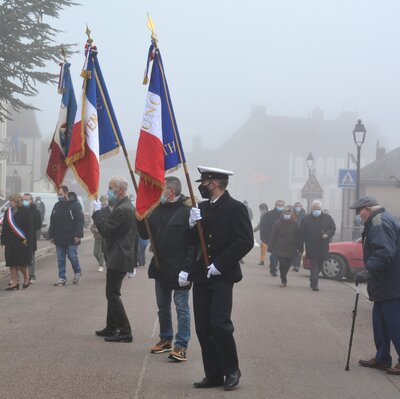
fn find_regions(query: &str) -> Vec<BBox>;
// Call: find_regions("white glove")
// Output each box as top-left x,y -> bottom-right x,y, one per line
92,200 -> 102,212
189,207 -> 202,227
178,271 -> 190,287
127,268 -> 137,279
207,263 -> 221,278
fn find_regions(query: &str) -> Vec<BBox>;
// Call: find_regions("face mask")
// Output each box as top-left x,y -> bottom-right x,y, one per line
312,210 -> 322,217
23,200 -> 30,207
294,207 -> 301,213
276,206 -> 284,212
58,195 -> 65,202
107,189 -> 118,203
283,214 -> 291,221
160,194 -> 168,204
198,183 -> 211,199
355,215 -> 363,225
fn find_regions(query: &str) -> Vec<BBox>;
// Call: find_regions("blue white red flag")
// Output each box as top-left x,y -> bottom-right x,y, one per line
135,42 -> 186,219
46,62 -> 77,189
66,44 -> 123,198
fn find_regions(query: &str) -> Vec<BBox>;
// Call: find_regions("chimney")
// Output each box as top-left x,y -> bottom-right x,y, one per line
376,140 -> 386,160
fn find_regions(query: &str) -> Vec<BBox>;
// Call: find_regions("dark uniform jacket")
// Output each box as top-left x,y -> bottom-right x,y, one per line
300,213 -> 336,261
263,208 -> 283,247
49,199 -> 84,246
269,217 -> 300,259
137,195 -> 195,290
190,191 -> 254,284
1,206 -> 34,266
362,208 -> 400,302
28,203 -> 42,252
92,196 -> 138,273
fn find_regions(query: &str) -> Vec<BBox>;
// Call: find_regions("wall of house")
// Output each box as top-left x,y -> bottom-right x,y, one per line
365,185 -> 400,218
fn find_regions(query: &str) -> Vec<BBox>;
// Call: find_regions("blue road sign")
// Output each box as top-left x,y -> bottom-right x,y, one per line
338,169 -> 357,188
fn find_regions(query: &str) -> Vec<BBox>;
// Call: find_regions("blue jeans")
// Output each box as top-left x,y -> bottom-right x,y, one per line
56,245 -> 81,280
155,280 -> 190,348
373,299 -> 400,366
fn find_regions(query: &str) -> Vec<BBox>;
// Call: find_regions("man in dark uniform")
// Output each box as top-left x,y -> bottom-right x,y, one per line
189,166 -> 254,391
352,196 -> 400,375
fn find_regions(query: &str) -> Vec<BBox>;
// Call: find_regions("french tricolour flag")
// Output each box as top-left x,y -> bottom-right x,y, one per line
66,46 -> 99,198
46,62 -> 77,189
135,42 -> 186,219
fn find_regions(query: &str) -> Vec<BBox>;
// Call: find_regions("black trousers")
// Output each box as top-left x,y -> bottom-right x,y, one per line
193,279 -> 238,378
278,257 -> 292,283
105,269 -> 131,334
309,258 -> 323,289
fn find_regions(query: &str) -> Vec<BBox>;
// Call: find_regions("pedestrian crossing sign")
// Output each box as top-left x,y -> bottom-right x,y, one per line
338,169 -> 357,188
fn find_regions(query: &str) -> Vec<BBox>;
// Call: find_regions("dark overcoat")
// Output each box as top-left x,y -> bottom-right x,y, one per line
92,196 -> 138,273
269,217 -> 300,259
190,191 -> 254,284
300,213 -> 336,261
263,208 -> 282,247
1,206 -> 34,266
362,208 -> 400,302
137,195 -> 195,290
49,199 -> 84,246
28,203 -> 42,252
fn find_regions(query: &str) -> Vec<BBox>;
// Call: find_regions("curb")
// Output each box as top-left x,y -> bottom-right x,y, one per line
0,237 -> 92,280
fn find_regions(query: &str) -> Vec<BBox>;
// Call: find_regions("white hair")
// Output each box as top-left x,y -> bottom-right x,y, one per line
111,176 -> 128,192
311,200 -> 322,208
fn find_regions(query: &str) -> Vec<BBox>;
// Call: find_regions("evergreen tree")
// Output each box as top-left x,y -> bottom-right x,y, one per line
0,0 -> 77,121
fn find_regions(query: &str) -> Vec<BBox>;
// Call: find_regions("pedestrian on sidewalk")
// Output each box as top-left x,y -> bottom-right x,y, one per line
253,203 -> 269,265
90,195 -> 108,272
351,196 -> 400,375
137,176 -> 195,362
189,166 -> 254,391
92,176 -> 138,343
292,201 -> 306,272
49,185 -> 84,287
299,200 -> 336,291
269,206 -> 300,287
23,193 -> 42,283
2,193 -> 34,290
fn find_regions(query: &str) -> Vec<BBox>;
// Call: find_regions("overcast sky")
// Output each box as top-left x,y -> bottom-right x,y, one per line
32,0 -> 400,152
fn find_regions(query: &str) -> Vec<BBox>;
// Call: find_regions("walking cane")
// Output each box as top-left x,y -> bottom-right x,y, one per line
345,282 -> 360,371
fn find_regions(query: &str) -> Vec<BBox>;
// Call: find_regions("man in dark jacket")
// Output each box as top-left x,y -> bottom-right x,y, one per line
264,199 -> 285,276
253,203 -> 269,265
300,200 -> 336,291
351,196 -> 400,375
137,176 -> 195,361
92,176 -> 138,343
49,185 -> 84,287
23,193 -> 42,283
189,166 -> 254,391
292,201 -> 306,271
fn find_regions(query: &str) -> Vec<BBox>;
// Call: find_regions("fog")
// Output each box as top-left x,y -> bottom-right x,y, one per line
27,0 -> 400,222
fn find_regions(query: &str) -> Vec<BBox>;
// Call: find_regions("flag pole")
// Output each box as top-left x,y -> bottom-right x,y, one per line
86,27 -> 161,269
148,17 -> 209,267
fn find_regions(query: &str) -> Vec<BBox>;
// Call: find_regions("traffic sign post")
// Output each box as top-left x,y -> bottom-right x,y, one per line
338,169 -> 357,189
301,174 -> 323,212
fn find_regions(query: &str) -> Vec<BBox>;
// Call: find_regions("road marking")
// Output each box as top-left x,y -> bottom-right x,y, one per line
133,317 -> 158,399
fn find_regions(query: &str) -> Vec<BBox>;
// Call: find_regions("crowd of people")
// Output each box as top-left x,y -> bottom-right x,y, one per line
2,167 -> 400,388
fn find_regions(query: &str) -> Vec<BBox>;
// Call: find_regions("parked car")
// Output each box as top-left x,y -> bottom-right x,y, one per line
303,238 -> 364,280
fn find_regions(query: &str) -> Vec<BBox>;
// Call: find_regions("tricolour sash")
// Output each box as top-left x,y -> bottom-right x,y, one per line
6,207 -> 28,246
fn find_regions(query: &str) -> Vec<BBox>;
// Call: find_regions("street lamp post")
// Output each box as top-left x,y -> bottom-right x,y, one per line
352,119 -> 367,200
306,152 -> 314,212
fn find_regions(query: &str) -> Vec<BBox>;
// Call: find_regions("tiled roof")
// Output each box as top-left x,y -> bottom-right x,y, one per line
361,147 -> 400,184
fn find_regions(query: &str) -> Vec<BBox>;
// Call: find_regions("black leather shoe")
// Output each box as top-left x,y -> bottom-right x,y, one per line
193,377 -> 224,388
95,328 -> 118,337
104,333 -> 133,343
224,370 -> 241,391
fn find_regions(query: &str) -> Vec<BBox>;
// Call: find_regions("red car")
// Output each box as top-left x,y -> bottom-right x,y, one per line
303,239 -> 365,280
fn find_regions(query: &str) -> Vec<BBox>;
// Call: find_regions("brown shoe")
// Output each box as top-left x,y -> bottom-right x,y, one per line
387,363 -> 400,375
359,357 -> 390,370
168,347 -> 187,361
150,338 -> 172,354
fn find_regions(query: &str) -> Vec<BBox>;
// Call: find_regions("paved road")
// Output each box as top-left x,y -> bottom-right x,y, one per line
1,240 -> 400,399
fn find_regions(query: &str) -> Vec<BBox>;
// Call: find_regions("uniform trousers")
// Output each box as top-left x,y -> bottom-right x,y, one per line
373,298 -> 400,366
193,279 -> 238,378
105,269 -> 131,335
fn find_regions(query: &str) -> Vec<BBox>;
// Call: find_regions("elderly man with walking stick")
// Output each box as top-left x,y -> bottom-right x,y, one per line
351,196 -> 400,375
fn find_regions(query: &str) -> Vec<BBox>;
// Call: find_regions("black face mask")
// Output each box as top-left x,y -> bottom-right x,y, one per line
198,183 -> 211,199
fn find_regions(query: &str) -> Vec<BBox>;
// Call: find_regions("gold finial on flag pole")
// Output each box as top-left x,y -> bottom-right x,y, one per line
85,24 -> 93,45
147,13 -> 158,47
